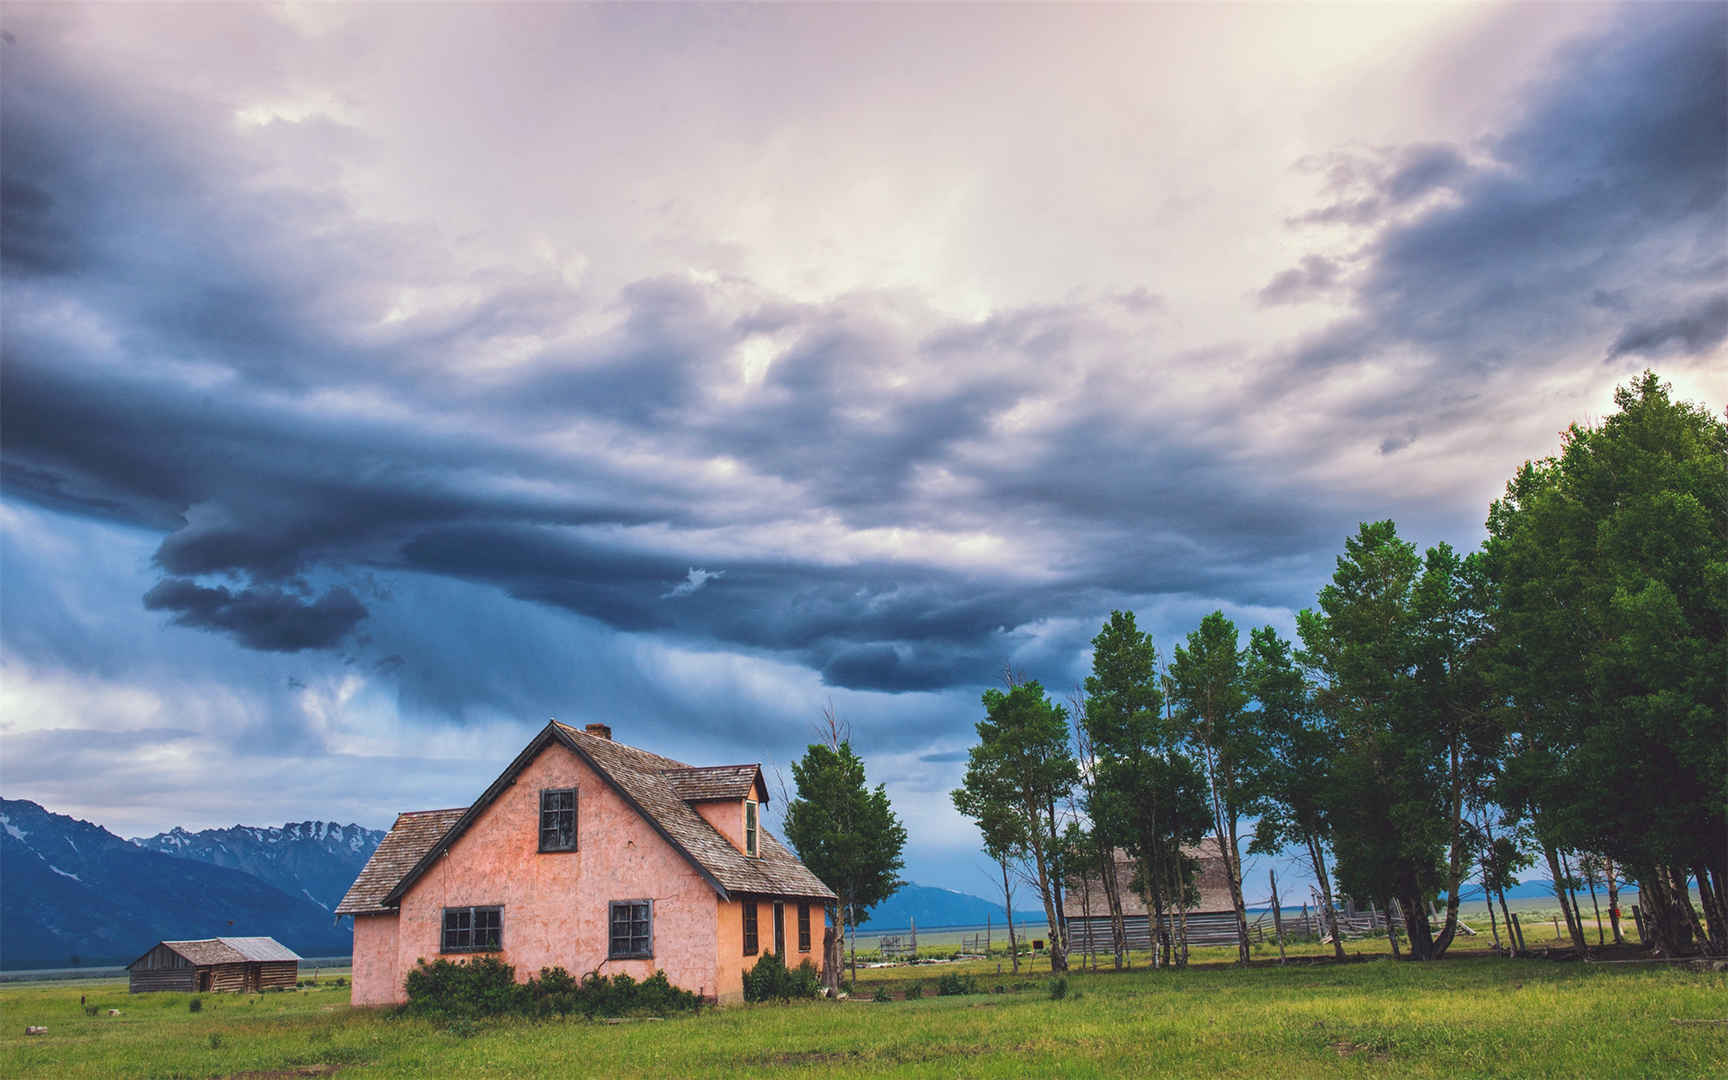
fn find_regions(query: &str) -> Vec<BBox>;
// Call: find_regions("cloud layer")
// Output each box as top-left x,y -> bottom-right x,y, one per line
2,3 -> 1723,890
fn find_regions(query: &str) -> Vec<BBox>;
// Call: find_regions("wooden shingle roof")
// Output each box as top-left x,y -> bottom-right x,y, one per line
334,808 -> 467,915
130,937 -> 302,968
662,765 -> 766,802
340,723 -> 835,916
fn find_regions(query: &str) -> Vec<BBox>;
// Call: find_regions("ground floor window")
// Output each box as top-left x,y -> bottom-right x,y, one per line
609,900 -> 653,959
743,900 -> 759,955
798,903 -> 812,952
442,905 -> 503,952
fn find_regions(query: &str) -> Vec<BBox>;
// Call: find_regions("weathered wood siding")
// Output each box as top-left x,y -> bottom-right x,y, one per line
255,961 -> 298,990
129,943 -> 194,971
206,963 -> 249,993
129,968 -> 197,993
1065,911 -> 1264,952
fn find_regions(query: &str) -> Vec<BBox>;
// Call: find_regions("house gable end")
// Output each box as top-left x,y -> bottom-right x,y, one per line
380,722 -> 731,908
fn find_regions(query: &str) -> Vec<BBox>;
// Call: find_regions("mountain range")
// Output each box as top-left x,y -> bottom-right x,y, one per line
132,819 -> 384,912
0,799 -> 361,970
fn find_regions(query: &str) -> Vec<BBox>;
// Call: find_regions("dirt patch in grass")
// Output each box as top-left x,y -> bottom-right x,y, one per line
218,1066 -> 340,1079
1329,1040 -> 1390,1063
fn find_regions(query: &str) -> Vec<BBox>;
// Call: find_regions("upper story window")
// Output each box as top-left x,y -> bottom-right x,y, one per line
798,903 -> 812,952
540,787 -> 577,851
742,899 -> 759,956
744,799 -> 759,858
608,900 -> 653,959
443,906 -> 502,952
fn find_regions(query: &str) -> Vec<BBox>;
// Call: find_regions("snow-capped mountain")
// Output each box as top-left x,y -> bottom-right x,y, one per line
0,798 -> 354,970
132,819 -> 386,911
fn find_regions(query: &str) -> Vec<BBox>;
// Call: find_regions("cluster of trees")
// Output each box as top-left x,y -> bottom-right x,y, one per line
952,371 -> 1725,966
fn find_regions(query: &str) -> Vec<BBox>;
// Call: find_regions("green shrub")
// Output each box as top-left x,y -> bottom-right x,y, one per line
403,958 -> 703,1021
742,952 -> 822,1003
404,957 -> 526,1019
207,1033 -> 223,1050
872,986 -> 891,1003
904,983 -> 924,1000
937,972 -> 977,996
188,998 -> 203,1013
1048,977 -> 1068,1000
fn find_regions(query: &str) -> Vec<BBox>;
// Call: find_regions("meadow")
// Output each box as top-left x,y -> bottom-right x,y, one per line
3,922 -> 1723,1080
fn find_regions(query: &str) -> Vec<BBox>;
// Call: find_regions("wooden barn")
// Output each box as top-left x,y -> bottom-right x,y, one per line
126,937 -> 301,993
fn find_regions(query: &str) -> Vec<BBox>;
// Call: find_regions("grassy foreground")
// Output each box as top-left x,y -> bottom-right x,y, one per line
3,955 -> 1723,1078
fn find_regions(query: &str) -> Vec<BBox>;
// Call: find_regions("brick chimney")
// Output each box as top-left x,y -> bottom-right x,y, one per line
584,723 -> 612,740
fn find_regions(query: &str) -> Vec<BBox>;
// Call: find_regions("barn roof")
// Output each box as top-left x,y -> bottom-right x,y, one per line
130,937 -> 301,968
337,722 -> 834,916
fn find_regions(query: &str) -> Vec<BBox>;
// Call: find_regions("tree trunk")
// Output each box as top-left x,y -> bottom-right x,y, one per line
1483,867 -> 1502,952
1693,863 -> 1727,957
822,904 -> 842,991
1000,857 -> 1021,975
1605,858 -> 1625,945
1584,868 -> 1605,947
1223,819 -> 1251,964
1027,829 -> 1066,973
1543,845 -> 1588,952
1634,864 -> 1696,955
1560,850 -> 1588,949
1670,864 -> 1710,956
1307,833 -> 1346,961
1431,717 -> 1466,958
1097,846 -> 1127,970
1384,897 -> 1402,958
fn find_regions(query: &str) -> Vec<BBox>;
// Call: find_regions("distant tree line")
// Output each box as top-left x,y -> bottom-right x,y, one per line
952,371 -> 1725,967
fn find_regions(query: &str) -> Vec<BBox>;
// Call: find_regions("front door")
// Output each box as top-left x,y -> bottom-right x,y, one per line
198,970 -> 212,992
773,902 -> 786,956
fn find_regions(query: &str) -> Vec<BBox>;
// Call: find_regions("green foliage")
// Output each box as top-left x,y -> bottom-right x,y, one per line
871,985 -> 891,1003
1047,976 -> 1068,999
953,680 -> 1080,968
403,957 -> 701,1020
1296,521 -> 1490,958
903,982 -> 923,1000
936,972 -> 977,996
404,957 -> 525,1019
783,741 -> 907,934
1079,611 -> 1211,944
1485,371 -> 1726,907
741,952 -> 822,1003
187,998 -> 202,1013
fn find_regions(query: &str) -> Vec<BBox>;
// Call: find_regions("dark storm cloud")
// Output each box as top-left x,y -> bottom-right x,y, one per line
142,578 -> 368,652
1607,293 -> 1728,360
2,7 -> 1721,700
1275,4 -> 1726,383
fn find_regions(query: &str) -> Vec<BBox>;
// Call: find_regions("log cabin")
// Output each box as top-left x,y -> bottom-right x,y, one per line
127,937 -> 300,993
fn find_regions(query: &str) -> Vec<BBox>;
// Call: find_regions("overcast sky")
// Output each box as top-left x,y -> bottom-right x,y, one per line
2,2 -> 1723,898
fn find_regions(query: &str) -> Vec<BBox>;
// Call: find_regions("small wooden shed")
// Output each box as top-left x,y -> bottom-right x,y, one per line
127,937 -> 301,993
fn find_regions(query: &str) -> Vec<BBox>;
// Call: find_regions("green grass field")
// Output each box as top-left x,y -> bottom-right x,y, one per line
4,934 -> 1723,1080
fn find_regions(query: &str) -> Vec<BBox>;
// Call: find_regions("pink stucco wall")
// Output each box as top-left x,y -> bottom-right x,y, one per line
350,914 -> 399,1006
355,742 -> 723,1005
695,799 -> 749,855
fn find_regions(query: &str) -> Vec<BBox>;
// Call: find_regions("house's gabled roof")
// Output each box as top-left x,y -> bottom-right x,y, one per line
334,808 -> 467,916
661,765 -> 767,803
129,936 -> 301,968
342,722 -> 836,916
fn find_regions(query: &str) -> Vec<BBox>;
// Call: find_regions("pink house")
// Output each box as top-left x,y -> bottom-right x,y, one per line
336,721 -> 836,1005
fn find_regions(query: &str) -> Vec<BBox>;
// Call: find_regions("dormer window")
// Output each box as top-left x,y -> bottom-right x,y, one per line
540,788 -> 577,851
744,799 -> 759,858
